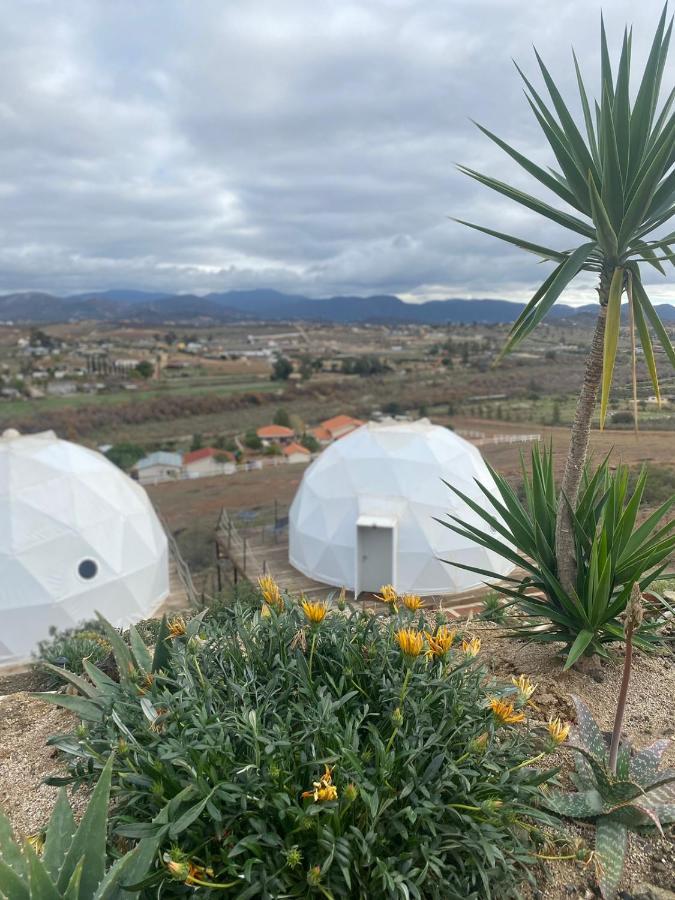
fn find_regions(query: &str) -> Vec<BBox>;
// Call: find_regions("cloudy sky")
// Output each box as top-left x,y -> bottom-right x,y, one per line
0,0 -> 673,303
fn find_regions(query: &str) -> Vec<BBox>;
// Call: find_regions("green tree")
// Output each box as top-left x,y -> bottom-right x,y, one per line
273,407 -> 291,427
135,359 -> 154,379
457,8 -> 675,593
271,355 -> 293,381
300,433 -> 320,452
190,432 -> 203,451
105,442 -> 145,471
244,430 -> 263,450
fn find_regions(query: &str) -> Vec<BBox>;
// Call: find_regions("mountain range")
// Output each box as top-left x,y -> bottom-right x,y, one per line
0,288 -> 674,326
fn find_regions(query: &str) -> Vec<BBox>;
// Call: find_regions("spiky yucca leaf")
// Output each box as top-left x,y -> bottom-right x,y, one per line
457,5 -> 675,427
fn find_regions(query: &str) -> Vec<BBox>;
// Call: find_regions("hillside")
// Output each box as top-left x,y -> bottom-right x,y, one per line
0,287 -> 674,326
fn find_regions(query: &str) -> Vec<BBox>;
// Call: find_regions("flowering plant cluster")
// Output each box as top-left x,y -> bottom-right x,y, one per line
36,581 -> 565,898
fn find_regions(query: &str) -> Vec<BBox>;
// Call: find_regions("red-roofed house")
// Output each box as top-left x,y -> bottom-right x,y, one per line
283,442 -> 311,464
319,414 -> 365,441
183,447 -> 236,478
309,425 -> 332,445
256,424 -> 295,446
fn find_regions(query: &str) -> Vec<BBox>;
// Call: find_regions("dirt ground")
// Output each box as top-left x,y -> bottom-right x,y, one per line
471,623 -> 675,900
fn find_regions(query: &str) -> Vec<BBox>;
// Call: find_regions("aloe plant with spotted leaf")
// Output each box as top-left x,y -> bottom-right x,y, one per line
456,5 -> 675,597
544,697 -> 675,899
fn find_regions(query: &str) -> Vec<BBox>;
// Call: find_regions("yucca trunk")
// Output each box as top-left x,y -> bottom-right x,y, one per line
554,270 -> 610,594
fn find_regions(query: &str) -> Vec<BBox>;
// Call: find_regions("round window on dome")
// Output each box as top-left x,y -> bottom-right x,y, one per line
78,558 -> 98,580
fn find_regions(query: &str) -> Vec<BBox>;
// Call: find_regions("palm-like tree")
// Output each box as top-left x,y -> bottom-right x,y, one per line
457,6 -> 675,594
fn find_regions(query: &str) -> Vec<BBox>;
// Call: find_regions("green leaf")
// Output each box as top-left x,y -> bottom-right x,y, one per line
630,738 -> 671,784
599,267 -> 624,429
0,860 -> 30,899
151,615 -> 171,673
502,242 -> 597,355
38,663 -> 99,698
94,836 -> 162,900
58,755 -> 114,895
628,6 -> 670,181
631,275 -> 675,367
95,614 -> 135,685
571,695 -> 608,760
129,625 -> 153,672
588,172 -> 619,256
544,789 -> 604,818
471,121 -> 582,210
451,218 -> 567,261
595,816 -> 628,900
31,692 -> 104,723
26,845 -> 61,899
564,629 -> 595,669
43,788 -> 76,880
456,165 -> 595,238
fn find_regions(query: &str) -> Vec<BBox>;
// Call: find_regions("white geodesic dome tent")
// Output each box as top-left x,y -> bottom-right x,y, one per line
289,419 -> 512,596
0,429 -> 169,666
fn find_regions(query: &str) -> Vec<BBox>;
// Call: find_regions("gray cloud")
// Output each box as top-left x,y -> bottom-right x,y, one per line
0,0 -> 672,302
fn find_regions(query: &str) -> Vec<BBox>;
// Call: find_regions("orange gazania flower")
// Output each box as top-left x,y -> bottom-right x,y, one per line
425,625 -> 456,658
302,765 -> 338,802
489,697 -> 526,725
547,716 -> 570,745
395,628 -> 425,658
462,637 -> 481,657
402,593 -> 424,611
258,574 -> 283,611
301,598 -> 328,624
376,584 -> 398,604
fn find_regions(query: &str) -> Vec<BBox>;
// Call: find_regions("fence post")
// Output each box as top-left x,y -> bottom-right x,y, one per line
228,518 -> 232,550
243,537 -> 247,574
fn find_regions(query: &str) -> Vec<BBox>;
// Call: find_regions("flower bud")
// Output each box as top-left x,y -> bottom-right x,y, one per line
391,706 -> 403,727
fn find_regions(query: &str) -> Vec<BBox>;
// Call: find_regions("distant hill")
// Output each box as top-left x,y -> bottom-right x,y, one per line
0,288 -> 673,326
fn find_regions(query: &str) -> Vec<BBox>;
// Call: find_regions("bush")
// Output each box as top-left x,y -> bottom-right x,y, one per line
35,622 -> 111,683
104,442 -> 145,471
42,599 -> 558,898
441,444 -> 675,668
243,430 -> 262,450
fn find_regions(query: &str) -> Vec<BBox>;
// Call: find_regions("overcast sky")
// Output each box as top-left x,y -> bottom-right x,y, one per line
0,0 -> 673,303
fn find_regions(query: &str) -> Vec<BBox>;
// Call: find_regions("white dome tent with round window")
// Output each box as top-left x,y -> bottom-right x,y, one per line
289,418 -> 513,596
0,429 -> 170,666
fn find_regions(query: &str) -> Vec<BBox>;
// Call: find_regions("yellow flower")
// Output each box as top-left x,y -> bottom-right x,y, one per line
26,832 -> 45,854
301,598 -> 328,624
258,574 -> 283,611
425,625 -> 456,658
402,593 -> 423,611
462,637 -> 481,657
377,584 -> 398,604
302,765 -> 338,802
547,716 -> 570,745
511,674 -> 537,702
395,628 -> 425,658
261,602 -> 272,618
167,616 -> 187,638
489,697 -> 526,725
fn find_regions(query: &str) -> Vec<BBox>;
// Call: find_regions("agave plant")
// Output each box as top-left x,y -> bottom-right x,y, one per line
0,756 -> 157,898
457,6 -> 675,594
439,443 -> 675,668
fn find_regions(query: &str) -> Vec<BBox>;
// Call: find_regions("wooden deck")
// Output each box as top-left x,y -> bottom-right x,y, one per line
215,506 -> 513,617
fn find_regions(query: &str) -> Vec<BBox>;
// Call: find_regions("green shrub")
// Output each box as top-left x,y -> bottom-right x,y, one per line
39,600 -> 558,898
440,444 -> 675,668
35,622 -> 111,684
0,755 -> 157,897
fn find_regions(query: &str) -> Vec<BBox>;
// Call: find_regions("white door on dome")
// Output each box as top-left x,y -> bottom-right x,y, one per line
356,519 -> 395,594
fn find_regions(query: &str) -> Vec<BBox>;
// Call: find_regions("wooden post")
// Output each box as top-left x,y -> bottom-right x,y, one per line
228,518 -> 232,550
243,537 -> 247,574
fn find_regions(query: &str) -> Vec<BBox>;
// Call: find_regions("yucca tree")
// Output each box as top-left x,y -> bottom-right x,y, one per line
456,6 -> 675,595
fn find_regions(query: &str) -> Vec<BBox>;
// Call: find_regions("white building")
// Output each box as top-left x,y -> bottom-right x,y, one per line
289,419 -> 512,596
0,429 -> 169,666
134,451 -> 184,485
